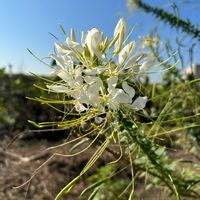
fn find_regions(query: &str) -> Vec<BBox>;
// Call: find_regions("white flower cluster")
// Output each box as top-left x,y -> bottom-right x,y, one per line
48,18 -> 149,112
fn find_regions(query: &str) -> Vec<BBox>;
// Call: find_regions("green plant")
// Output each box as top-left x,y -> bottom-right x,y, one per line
129,0 -> 200,40
27,18 -> 200,200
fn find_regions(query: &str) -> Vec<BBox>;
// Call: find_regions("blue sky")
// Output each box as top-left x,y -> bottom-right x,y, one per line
0,0 -> 199,74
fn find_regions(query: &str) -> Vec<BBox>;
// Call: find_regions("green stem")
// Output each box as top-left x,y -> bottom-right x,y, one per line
132,0 -> 200,40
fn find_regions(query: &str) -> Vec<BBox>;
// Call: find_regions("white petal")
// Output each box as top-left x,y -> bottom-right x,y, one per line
122,81 -> 135,98
75,67 -> 82,76
123,53 -> 146,71
84,66 -> 105,75
89,95 -> 101,107
95,117 -> 104,124
57,69 -> 74,83
132,96 -> 148,111
75,102 -> 87,112
47,85 -> 68,93
66,37 -> 83,53
76,89 -> 89,103
113,89 -> 132,104
140,59 -> 155,71
74,67 -> 83,85
55,43 -> 69,55
74,75 -> 83,86
107,76 -> 118,89
118,41 -> 135,65
107,98 -> 118,110
123,56 -> 137,70
87,83 -> 99,95
84,76 -> 96,84
50,54 -> 65,69
84,68 -> 98,76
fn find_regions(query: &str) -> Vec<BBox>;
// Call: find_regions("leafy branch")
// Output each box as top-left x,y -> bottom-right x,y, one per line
131,0 -> 200,40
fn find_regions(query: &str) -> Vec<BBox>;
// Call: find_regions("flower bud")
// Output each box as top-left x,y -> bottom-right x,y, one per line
118,41 -> 135,65
85,28 -> 103,57
113,18 -> 126,54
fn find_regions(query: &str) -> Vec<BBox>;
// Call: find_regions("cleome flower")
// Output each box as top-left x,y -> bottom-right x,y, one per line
48,18 -> 150,113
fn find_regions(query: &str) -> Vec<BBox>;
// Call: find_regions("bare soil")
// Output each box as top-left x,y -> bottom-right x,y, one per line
0,130 -> 198,200
0,130 -> 115,200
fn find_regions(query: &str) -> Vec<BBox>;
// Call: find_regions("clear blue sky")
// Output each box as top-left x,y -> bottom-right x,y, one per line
0,0 -> 199,74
